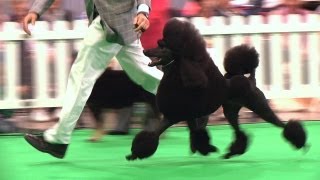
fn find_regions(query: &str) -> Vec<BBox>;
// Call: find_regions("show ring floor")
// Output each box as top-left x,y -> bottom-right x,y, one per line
1,121 -> 320,180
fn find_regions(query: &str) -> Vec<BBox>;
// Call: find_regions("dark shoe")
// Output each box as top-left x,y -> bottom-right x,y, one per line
107,130 -> 129,135
24,134 -> 68,159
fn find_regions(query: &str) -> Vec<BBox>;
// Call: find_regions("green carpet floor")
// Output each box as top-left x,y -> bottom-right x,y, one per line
1,121 -> 320,180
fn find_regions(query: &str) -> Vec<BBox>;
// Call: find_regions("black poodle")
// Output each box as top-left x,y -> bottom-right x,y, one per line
87,68 -> 161,140
126,18 -> 307,160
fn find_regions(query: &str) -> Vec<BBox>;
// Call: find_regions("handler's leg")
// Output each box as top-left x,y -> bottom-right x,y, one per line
44,18 -> 122,144
24,16 -> 122,158
116,40 -> 163,95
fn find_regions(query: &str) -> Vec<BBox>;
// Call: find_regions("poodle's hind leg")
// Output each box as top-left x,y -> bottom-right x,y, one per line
187,116 -> 219,156
87,104 -> 105,142
244,88 -> 307,149
222,102 -> 249,159
126,117 -> 174,161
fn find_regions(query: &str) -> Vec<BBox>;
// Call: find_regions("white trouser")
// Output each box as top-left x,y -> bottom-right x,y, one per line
44,16 -> 163,144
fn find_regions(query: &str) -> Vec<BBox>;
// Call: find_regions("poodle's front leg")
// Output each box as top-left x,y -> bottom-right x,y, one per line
187,116 -> 218,155
126,117 -> 174,161
222,102 -> 249,159
156,117 -> 175,135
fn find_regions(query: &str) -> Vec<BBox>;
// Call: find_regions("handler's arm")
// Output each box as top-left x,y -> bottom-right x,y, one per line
22,0 -> 55,35
134,0 -> 151,32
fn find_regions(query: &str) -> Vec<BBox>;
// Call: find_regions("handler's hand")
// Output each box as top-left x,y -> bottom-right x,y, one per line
133,13 -> 150,33
22,12 -> 38,36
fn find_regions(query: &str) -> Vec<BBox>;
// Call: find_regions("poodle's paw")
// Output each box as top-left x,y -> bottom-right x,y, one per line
195,144 -> 219,156
283,120 -> 307,149
87,129 -> 105,142
208,144 -> 219,153
223,152 -> 236,159
198,144 -> 219,156
127,131 -> 159,161
126,154 -> 138,161
190,143 -> 197,154
87,137 -> 101,142
223,131 -> 249,159
190,129 -> 218,156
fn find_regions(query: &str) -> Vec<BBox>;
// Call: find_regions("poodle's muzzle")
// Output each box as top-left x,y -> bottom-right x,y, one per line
144,47 -> 174,67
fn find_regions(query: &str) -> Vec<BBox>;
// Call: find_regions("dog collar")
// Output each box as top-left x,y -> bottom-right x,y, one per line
162,59 -> 175,69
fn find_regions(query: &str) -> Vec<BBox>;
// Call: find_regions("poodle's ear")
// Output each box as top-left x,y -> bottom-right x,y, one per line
179,59 -> 208,88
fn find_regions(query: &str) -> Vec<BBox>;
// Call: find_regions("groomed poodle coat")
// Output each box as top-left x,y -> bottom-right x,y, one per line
86,68 -> 161,139
147,19 -> 227,122
126,18 -> 307,160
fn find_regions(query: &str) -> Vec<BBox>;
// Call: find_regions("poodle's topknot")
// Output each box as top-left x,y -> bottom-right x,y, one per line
163,18 -> 207,56
223,44 -> 259,76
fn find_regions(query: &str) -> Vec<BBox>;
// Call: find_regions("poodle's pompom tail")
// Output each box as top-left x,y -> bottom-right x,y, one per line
282,120 -> 307,149
126,131 -> 159,161
224,44 -> 259,76
190,129 -> 218,156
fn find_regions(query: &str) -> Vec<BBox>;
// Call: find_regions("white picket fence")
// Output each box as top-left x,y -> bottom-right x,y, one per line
190,14 -> 320,99
0,20 -> 87,109
0,14 -> 320,109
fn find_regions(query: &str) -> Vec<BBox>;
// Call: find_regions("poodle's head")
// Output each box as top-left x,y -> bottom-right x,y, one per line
143,39 -> 175,67
144,18 -> 210,88
162,18 -> 207,54
144,18 -> 209,67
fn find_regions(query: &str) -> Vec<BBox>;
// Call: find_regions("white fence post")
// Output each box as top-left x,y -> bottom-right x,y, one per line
33,21 -> 50,102
287,14 -> 303,90
248,15 -> 264,89
53,21 -> 72,101
2,22 -> 20,107
268,15 -> 284,93
307,14 -> 320,90
209,16 -> 226,74
230,15 -> 246,46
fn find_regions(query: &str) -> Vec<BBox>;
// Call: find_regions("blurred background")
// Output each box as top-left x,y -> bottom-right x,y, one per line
0,0 -> 320,135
